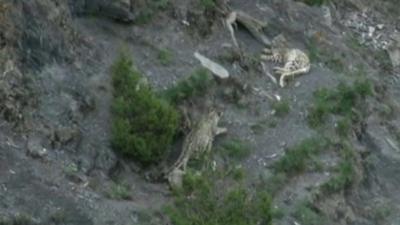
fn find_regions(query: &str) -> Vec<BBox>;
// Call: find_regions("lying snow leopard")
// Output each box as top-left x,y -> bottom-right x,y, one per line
261,48 -> 311,87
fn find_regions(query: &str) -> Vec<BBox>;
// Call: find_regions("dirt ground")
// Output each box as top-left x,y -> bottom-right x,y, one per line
0,0 -> 399,224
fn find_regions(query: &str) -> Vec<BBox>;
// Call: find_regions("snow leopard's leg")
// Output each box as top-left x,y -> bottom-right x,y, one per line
279,66 -> 311,87
273,66 -> 289,73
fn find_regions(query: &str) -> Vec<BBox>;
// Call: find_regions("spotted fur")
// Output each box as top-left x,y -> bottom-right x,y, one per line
261,48 -> 311,87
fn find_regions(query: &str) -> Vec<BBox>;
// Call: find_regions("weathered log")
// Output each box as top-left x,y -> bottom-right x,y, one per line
194,52 -> 230,79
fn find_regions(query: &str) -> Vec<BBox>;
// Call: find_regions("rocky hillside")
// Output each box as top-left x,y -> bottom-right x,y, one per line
0,0 -> 399,224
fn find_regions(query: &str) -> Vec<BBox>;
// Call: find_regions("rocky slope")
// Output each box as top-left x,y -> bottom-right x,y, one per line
0,0 -> 399,224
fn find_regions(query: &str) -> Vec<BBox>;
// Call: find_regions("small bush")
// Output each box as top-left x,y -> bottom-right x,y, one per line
262,173 -> 288,195
107,182 -> 131,200
15,214 -> 34,225
321,161 -> 354,193
166,171 -> 273,225
0,214 -> 35,225
301,0 -> 326,6
273,137 -> 328,176
250,123 -> 266,134
306,38 -> 345,73
374,49 -> 392,72
200,0 -> 216,10
63,163 -> 78,176
321,145 -> 355,194
157,48 -> 173,66
162,68 -> 215,104
308,80 -> 373,128
49,210 -> 66,224
218,139 -> 251,161
294,201 -> 326,225
111,53 -> 179,166
336,118 -> 351,137
135,0 -> 170,24
272,100 -> 290,118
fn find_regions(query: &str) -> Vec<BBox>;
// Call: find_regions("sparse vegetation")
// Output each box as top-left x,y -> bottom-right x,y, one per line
273,137 -> 329,176
336,118 -> 352,137
302,0 -> 328,6
218,139 -> 251,161
308,80 -> 373,128
63,163 -> 78,176
250,119 -> 269,134
135,0 -> 170,24
199,0 -> 216,10
157,48 -> 173,66
107,182 -> 131,200
307,38 -> 345,73
111,53 -> 179,166
230,166 -> 246,181
321,144 -> 356,194
294,201 -> 326,225
261,173 -> 288,195
370,201 -> 392,222
0,214 -> 35,225
272,100 -> 290,118
49,210 -> 66,224
162,68 -> 215,105
166,170 -> 273,225
374,49 -> 392,72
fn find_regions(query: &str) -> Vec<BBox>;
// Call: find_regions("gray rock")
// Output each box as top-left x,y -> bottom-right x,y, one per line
388,48 -> 400,67
52,126 -> 81,149
27,135 -> 48,159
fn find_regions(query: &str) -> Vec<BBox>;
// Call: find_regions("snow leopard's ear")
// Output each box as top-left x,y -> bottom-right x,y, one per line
271,34 -> 288,49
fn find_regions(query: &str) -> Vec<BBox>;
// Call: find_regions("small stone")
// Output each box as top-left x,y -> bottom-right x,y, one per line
322,6 -> 332,27
194,52 -> 229,79
377,24 -> 384,30
294,81 -> 301,87
368,26 -> 375,37
27,135 -> 48,159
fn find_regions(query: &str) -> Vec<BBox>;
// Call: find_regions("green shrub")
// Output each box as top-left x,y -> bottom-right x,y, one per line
14,214 -> 34,225
294,201 -> 326,225
308,80 -> 373,128
321,160 -> 354,193
300,0 -> 328,6
262,173 -> 288,195
166,171 -> 273,225
111,53 -> 179,166
272,100 -> 290,118
218,139 -> 251,161
107,182 -> 131,200
162,68 -> 215,104
49,210 -> 66,224
336,118 -> 351,137
135,0 -> 170,24
273,137 -> 328,176
321,145 -> 355,194
306,38 -> 345,73
157,48 -> 173,66
200,0 -> 216,10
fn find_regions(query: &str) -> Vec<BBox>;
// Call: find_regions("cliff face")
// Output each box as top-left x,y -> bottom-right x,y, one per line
0,0 -> 399,224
